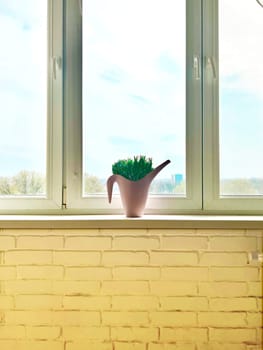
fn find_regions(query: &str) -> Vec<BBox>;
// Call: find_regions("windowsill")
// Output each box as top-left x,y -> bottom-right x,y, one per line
1,214 -> 263,229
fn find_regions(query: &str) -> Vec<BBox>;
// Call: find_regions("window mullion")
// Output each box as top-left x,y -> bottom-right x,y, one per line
48,0 -> 64,208
203,0 -> 220,212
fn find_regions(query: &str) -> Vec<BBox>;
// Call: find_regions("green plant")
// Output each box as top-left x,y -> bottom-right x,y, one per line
112,156 -> 153,181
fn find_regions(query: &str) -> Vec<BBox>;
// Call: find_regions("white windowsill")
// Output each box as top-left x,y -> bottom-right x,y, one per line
0,215 -> 263,229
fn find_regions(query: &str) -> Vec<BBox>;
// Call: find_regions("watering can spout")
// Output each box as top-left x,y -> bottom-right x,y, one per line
146,159 -> 171,183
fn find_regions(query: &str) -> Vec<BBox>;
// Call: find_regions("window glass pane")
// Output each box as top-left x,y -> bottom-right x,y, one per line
83,0 -> 186,196
219,0 -> 263,195
0,0 -> 47,196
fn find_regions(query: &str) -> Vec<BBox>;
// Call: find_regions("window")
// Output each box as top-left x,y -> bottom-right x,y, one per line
203,0 -> 263,213
0,0 -> 63,213
0,0 -> 262,214
219,0 -> 263,196
66,0 -> 202,213
82,0 -> 187,197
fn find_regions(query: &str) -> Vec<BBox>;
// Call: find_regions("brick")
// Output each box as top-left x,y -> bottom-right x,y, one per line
257,298 -> 263,311
17,236 -> 63,249
113,236 -> 159,250
197,344 -> 246,350
160,327 -> 208,342
112,296 -> 159,310
53,251 -> 100,265
197,229 -> 245,236
161,236 -> 208,250
52,311 -> 100,326
65,341 -> 112,350
161,267 -> 208,281
199,252 -> 247,266
113,267 -> 160,280
246,229 -> 263,236
63,326 -> 110,340
1,229 -> 51,236
100,229 -> 147,236
0,266 -> 16,280
148,343 -> 195,350
5,280 -> 53,294
0,340 -> 64,350
21,341 -> 64,350
210,267 -> 258,281
257,235 -> 263,249
0,325 -> 25,339
5,311 -> 52,325
102,281 -> 149,295
0,236 -> 15,249
65,236 -> 111,250
0,296 -> 14,309
65,267 -> 111,280
111,327 -> 158,341
114,343 -> 146,350
102,312 -> 149,326
52,229 -> 100,236
210,297 -> 257,311
209,328 -> 257,343
150,281 -> 197,296
15,295 -> 62,309
256,331 -> 263,345
248,282 -> 263,296
198,312 -> 246,326
150,229 -> 196,235
150,312 -> 197,326
0,340 -> 17,350
63,296 -> 111,310
199,282 -> 247,297
247,313 -> 263,327
26,326 -> 61,340
160,297 -> 208,311
102,251 -> 148,266
209,236 -> 257,251
53,281 -> 100,295
5,251 -> 52,265
150,252 -> 198,266
17,266 -> 63,280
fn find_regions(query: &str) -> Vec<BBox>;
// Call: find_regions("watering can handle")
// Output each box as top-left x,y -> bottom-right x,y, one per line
107,175 -> 117,203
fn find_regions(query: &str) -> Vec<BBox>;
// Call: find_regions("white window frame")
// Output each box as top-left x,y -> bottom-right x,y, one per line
0,0 -> 63,214
64,0 -> 203,214
1,0 -> 263,215
203,0 -> 263,214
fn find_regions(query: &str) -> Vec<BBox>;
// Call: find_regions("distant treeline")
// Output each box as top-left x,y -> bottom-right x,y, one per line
1,172 -> 263,196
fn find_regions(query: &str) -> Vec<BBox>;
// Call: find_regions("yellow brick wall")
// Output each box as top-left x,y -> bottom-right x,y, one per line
0,227 -> 262,350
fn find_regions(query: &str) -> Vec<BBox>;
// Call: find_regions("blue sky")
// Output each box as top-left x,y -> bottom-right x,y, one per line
0,0 -> 263,182
83,0 -> 186,180
0,0 -> 47,176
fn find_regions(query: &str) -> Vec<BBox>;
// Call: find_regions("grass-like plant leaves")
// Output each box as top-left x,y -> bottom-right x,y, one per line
112,156 -> 153,181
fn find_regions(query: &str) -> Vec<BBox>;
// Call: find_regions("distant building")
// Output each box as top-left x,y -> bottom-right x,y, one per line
173,173 -> 183,186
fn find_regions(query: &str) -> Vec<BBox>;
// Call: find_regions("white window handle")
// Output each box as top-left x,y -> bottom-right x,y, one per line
193,55 -> 201,80
206,56 -> 217,79
52,56 -> 62,80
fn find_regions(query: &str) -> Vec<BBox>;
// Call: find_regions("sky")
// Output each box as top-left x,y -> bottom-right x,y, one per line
0,0 -> 47,176
83,0 -> 186,181
0,0 -> 263,184
219,0 -> 263,179
83,0 -> 263,180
